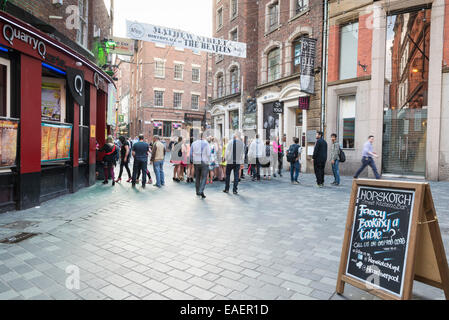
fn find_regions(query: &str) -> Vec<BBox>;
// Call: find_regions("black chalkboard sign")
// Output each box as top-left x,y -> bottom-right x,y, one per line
337,180 -> 449,300
346,186 -> 415,296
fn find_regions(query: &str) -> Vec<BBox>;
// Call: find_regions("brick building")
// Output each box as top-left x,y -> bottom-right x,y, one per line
4,0 -> 113,66
210,0 -> 259,140
325,0 -> 449,181
210,0 -> 324,173
114,55 -> 131,136
126,41 -> 212,143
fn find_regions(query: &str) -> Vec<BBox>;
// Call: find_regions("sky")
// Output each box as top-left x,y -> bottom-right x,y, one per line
110,0 -> 213,38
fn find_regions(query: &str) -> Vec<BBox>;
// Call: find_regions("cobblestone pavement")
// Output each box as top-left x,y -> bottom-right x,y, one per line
1,160 -> 448,300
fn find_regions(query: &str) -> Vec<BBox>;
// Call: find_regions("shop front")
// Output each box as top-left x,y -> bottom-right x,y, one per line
0,11 -> 113,212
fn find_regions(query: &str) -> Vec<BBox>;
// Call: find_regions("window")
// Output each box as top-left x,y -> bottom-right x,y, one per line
154,90 -> 164,107
339,22 -> 359,80
267,48 -> 281,82
268,1 -> 279,32
79,103 -> 89,162
208,71 -> 213,85
338,95 -> 356,149
217,73 -> 224,98
230,0 -> 238,19
174,64 -> 183,80
191,94 -> 200,110
230,28 -> 238,42
296,0 -> 309,15
173,92 -> 182,109
153,122 -> 162,136
41,77 -> 66,123
217,7 -> 223,30
192,67 -> 200,82
292,37 -> 303,74
163,121 -> 172,137
230,67 -> 239,94
155,59 -> 165,78
0,58 -> 10,118
76,0 -> 89,48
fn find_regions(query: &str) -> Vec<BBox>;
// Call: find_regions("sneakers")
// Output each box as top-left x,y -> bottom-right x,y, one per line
293,181 -> 300,185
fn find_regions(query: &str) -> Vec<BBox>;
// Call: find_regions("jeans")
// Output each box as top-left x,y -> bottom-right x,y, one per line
252,158 -> 261,180
225,164 -> 240,192
194,163 -> 209,194
153,160 -> 165,187
314,161 -> 326,185
354,157 -> 381,179
290,160 -> 300,182
118,159 -> 131,179
132,160 -> 147,186
332,160 -> 340,185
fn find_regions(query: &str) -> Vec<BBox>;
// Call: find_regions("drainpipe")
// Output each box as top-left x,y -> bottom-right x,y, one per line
321,0 -> 329,133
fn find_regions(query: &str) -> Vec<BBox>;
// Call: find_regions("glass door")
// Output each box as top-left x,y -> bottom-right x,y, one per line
382,8 -> 430,176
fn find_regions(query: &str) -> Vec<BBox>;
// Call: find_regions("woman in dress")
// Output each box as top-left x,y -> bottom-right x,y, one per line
219,137 -> 228,182
207,137 -> 218,184
98,136 -> 117,186
170,136 -> 183,182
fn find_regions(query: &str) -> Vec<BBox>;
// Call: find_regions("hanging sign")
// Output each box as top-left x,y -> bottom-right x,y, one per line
273,101 -> 284,114
300,38 -> 317,95
109,37 -> 135,56
299,96 -> 310,110
66,67 -> 85,106
126,20 -> 247,58
336,179 -> 449,300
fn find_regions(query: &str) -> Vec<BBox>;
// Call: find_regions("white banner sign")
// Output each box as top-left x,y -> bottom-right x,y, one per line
126,20 -> 247,58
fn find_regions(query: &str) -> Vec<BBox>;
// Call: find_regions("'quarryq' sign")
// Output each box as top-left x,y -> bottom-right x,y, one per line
346,186 -> 415,297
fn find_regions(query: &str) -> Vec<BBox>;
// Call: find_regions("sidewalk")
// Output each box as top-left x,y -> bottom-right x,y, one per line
0,162 -> 448,300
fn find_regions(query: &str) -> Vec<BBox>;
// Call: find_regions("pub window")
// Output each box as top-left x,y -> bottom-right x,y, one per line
76,0 -> 89,48
230,67 -> 239,94
155,59 -> 165,78
230,0 -> 238,19
217,7 -> 223,30
79,101 -> 89,162
0,57 -> 11,118
173,92 -> 182,109
191,94 -> 200,110
153,123 -> 162,136
267,47 -> 281,82
338,95 -> 356,149
174,64 -> 183,80
192,67 -> 200,82
268,1 -> 279,32
292,37 -> 304,74
296,0 -> 309,15
217,73 -> 224,98
41,77 -> 66,123
339,21 -> 359,80
154,90 -> 164,107
163,121 -> 172,137
230,28 -> 238,42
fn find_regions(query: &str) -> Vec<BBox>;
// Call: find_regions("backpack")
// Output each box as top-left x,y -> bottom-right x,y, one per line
339,148 -> 346,163
286,144 -> 299,163
177,143 -> 182,158
265,145 -> 271,157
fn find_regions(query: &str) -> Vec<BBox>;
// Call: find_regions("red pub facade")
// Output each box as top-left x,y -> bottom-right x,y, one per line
0,11 -> 114,213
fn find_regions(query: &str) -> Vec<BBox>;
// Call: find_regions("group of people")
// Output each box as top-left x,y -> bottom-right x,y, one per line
97,130 -> 382,198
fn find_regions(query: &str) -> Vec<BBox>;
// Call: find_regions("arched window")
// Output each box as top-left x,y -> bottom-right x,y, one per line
230,67 -> 239,94
292,36 -> 304,74
267,47 -> 281,82
217,73 -> 224,98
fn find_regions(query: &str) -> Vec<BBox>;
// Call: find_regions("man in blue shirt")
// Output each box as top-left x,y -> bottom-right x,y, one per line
354,135 -> 381,179
131,134 -> 149,188
190,133 -> 211,199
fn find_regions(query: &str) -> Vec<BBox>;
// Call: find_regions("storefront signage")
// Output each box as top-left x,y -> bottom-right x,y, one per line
126,20 -> 247,58
66,67 -> 85,106
2,24 -> 46,58
263,102 -> 280,139
245,98 -> 257,114
307,130 -> 317,143
110,37 -> 135,56
273,101 -> 284,114
184,113 -> 203,121
41,83 -> 62,122
172,123 -> 182,129
0,119 -> 18,167
45,53 -> 67,69
299,96 -> 309,110
41,123 -> 72,162
299,37 -> 317,95
90,125 -> 96,138
153,121 -> 162,128
337,180 -> 449,300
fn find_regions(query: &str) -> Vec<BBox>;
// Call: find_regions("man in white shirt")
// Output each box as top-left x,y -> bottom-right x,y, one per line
224,132 -> 245,194
190,133 -> 211,199
248,134 -> 264,181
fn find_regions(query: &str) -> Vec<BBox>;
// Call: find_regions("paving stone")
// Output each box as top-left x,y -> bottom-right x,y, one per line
104,274 -> 132,288
7,278 -> 33,292
215,277 -> 248,292
161,288 -> 194,300
20,287 -> 44,299
122,271 -> 150,284
144,292 -> 169,300
123,283 -> 152,298
220,270 -> 242,281
185,285 -> 216,300
210,284 -> 233,297
0,290 -> 21,300
100,284 -> 130,300
162,277 -> 192,291
167,269 -> 193,281
187,276 -> 215,290
280,281 -> 314,295
30,276 -> 57,290
77,287 -> 107,300
142,279 -> 169,293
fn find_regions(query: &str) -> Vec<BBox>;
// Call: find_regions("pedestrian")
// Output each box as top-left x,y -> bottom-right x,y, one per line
223,132 -> 245,195
312,131 -> 328,188
190,133 -> 210,199
219,137 -> 228,182
354,135 -> 381,179
274,136 -> 284,177
136,139 -> 153,185
286,137 -> 302,184
115,136 -> 132,183
151,135 -> 166,188
98,135 -> 118,186
186,137 -> 194,183
248,134 -> 264,181
131,134 -> 149,188
261,140 -> 272,180
171,136 -> 183,182
206,137 -> 218,184
330,133 -> 341,186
